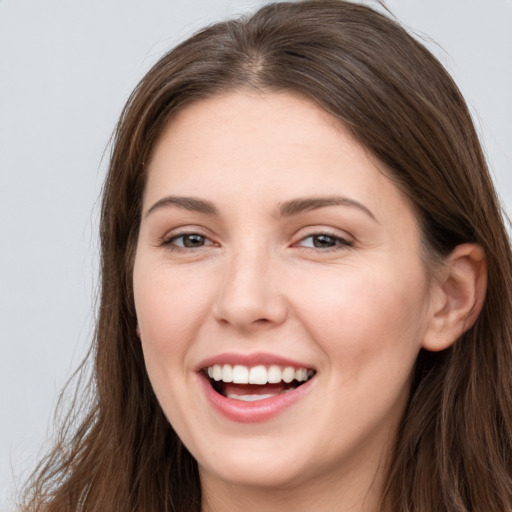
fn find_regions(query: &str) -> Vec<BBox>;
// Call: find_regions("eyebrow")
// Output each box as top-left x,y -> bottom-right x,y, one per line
144,194 -> 377,222
145,196 -> 219,217
274,196 -> 378,222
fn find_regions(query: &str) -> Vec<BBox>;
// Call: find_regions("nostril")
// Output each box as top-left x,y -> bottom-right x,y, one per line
253,318 -> 272,324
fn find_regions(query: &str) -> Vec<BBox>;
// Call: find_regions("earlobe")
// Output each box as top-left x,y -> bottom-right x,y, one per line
136,325 -> 141,338
422,243 -> 487,352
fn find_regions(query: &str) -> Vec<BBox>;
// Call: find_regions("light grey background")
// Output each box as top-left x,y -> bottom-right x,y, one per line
1,0 -> 511,509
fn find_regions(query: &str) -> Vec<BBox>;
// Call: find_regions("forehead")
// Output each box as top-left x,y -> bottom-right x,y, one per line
144,90 -> 413,227
148,90 -> 363,176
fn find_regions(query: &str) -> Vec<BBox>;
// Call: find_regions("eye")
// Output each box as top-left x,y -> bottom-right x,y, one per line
163,232 -> 215,250
297,233 -> 352,250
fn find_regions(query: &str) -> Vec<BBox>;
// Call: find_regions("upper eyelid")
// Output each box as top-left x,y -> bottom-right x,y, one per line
293,226 -> 354,241
161,225 -> 215,240
299,233 -> 349,241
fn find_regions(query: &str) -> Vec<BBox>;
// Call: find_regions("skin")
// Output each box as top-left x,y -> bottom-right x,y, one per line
132,91 -> 484,512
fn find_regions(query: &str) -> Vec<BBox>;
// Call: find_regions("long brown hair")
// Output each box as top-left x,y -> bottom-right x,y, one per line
21,1 -> 512,510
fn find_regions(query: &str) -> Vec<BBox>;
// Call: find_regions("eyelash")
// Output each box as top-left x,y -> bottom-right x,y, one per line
160,232 -> 215,252
295,232 -> 353,251
160,230 -> 353,253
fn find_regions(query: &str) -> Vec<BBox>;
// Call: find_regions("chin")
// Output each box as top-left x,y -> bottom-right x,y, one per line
198,450 -> 316,491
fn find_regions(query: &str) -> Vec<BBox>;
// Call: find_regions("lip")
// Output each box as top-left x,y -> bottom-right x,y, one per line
196,352 -> 316,423
196,352 -> 315,371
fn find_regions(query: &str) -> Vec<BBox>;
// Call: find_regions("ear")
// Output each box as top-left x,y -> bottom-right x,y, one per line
136,324 -> 141,338
422,243 -> 487,352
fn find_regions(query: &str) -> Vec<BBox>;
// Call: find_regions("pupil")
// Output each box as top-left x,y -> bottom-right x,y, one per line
314,235 -> 335,248
184,234 -> 204,247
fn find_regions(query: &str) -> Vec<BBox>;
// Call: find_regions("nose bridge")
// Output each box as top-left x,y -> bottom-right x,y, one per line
214,238 -> 286,328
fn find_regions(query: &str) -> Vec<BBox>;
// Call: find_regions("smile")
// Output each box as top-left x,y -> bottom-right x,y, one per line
204,364 -> 316,402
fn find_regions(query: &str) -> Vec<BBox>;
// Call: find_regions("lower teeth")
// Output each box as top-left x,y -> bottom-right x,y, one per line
226,388 -> 296,401
227,393 -> 276,402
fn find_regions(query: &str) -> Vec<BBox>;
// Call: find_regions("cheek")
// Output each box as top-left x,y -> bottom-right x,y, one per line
133,261 -> 218,433
291,263 -> 429,375
133,262 -> 216,364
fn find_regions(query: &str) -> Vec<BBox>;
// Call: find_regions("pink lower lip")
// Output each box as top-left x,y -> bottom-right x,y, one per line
198,373 -> 315,423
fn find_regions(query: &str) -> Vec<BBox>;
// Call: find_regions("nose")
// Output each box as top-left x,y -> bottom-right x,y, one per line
213,250 -> 288,330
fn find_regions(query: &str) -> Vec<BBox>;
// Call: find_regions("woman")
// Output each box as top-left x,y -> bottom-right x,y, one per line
21,1 -> 512,511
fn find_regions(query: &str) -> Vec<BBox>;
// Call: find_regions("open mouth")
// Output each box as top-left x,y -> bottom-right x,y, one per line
203,364 -> 316,402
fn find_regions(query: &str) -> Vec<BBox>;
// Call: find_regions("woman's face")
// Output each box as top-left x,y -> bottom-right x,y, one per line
133,91 -> 438,497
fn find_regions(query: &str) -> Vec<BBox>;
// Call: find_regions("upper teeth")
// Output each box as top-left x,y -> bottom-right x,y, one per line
206,364 -> 314,385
